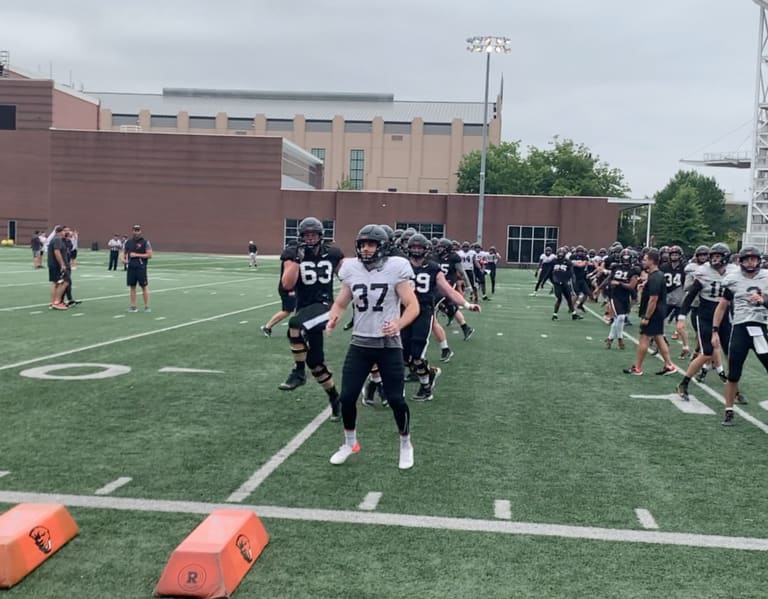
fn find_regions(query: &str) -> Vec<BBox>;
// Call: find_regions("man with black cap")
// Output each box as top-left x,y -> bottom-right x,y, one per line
123,224 -> 153,312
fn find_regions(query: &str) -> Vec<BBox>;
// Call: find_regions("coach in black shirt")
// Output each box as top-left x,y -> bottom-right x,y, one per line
123,224 -> 153,312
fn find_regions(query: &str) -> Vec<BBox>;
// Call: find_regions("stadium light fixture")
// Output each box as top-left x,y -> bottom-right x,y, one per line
466,36 -> 510,245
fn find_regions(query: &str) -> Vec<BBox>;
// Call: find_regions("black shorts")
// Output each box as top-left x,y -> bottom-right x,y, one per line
696,315 -> 731,357
727,323 -> 768,382
127,267 -> 148,287
280,290 -> 297,313
553,281 -> 572,302
401,307 -> 434,361
464,270 -> 476,289
70,249 -> 78,260
573,278 -> 590,297
288,303 -> 331,368
48,265 -> 69,284
639,315 -> 665,337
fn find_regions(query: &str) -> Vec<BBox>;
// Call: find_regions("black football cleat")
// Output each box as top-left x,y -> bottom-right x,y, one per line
278,369 -> 306,391
722,410 -> 735,427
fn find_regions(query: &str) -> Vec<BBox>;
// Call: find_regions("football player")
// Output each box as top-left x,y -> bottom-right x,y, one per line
532,246 -> 556,295
434,238 -> 475,340
661,245 -> 690,357
326,225 -> 420,469
712,246 -> 768,425
278,217 -> 344,420
550,247 -> 582,320
404,234 -> 480,401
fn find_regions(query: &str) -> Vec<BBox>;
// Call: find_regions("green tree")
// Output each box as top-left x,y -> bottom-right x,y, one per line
456,137 -> 629,197
652,170 -> 730,241
654,185 -> 709,251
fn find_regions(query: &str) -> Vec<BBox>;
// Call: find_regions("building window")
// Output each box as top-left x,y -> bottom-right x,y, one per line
266,119 -> 293,132
189,116 -> 216,129
0,105 -> 16,130
506,225 -> 559,264
227,117 -> 253,130
384,122 -> 411,135
463,124 -> 484,136
395,223 -> 445,239
310,148 -> 326,162
349,149 -> 365,190
423,123 -> 451,135
284,219 -> 336,246
150,115 -> 178,128
112,113 -> 138,127
344,121 -> 372,133
306,120 -> 332,133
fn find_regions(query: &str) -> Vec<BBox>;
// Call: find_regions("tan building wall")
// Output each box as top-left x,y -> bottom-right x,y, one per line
99,99 -> 502,193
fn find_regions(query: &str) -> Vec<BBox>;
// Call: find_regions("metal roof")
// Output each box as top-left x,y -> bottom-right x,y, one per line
87,88 -> 489,124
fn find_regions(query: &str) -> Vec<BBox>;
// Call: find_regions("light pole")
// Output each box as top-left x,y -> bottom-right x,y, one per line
466,36 -> 510,246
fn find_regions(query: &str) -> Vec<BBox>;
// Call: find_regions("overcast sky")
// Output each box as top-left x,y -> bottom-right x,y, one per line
1,0 -> 758,202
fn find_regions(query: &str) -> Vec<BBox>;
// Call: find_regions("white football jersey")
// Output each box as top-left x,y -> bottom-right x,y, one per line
721,268 -> 768,325
338,256 -> 414,337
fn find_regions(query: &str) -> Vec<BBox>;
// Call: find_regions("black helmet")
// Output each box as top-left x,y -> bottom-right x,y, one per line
435,237 -> 453,257
669,245 -> 683,258
694,245 -> 710,263
408,233 -> 430,259
401,228 -> 417,247
298,217 -> 324,247
609,241 -> 623,254
739,245 -> 762,273
356,224 -> 388,265
620,249 -> 632,264
709,242 -> 730,267
556,246 -> 567,259
379,224 -> 394,242
544,246 -> 553,254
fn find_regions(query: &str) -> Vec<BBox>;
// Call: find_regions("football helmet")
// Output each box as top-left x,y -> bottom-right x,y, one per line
708,242 -> 730,267
408,233 -> 430,259
298,217 -> 324,247
738,245 -> 762,273
356,224 -> 388,265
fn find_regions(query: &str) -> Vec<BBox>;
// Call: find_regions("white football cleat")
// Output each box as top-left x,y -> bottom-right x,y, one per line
330,442 -> 360,465
398,439 -> 414,470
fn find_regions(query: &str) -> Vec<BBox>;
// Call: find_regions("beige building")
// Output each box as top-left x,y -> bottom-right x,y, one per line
92,88 -> 502,193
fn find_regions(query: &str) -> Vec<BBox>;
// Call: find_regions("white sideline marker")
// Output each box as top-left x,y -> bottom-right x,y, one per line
630,394 -> 715,415
158,367 -> 225,374
760,400 -> 768,412
71,313 -> 83,317
0,471 -> 10,478
358,492 -> 383,511
497,332 -> 503,336
154,316 -> 166,321
239,321 -> 248,324
540,334 -> 548,338
113,314 -> 125,319
635,508 -> 659,530
95,477 -> 132,496
30,311 -> 42,315
585,336 -> 593,341
494,500 -> 512,520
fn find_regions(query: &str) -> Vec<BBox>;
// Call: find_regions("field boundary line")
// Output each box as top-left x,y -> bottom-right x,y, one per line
0,300 -> 279,372
227,407 -> 332,502
0,490 -> 765,551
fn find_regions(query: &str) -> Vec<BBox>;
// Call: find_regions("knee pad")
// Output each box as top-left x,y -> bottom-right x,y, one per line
311,364 -> 332,385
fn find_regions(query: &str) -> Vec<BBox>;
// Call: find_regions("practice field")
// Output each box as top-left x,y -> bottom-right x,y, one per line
2,246 -> 768,598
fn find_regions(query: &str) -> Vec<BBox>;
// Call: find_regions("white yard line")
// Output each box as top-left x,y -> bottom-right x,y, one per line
0,300 -> 279,372
0,471 -> 9,478
635,508 -> 659,530
95,477 -> 132,495
494,500 -> 512,520
582,305 -> 768,435
358,492 -> 383,511
0,277 -> 257,312
0,490 -> 765,552
227,408 -> 332,502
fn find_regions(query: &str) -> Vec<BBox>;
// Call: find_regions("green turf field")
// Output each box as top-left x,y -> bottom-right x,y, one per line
1,246 -> 768,598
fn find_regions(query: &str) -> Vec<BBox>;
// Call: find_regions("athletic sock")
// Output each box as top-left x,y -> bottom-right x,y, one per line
344,429 -> 357,447
440,339 -> 449,350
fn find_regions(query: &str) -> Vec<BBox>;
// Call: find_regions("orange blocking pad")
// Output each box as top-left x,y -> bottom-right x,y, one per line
0,503 -> 79,588
154,509 -> 269,598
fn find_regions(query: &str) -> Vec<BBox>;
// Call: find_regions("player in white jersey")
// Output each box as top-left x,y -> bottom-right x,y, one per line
713,246 -> 768,426
326,225 -> 420,469
459,241 -> 478,302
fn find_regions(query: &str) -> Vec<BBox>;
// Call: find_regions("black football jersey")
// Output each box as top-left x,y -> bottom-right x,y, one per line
609,262 -> 640,297
411,261 -> 442,308
295,244 -> 344,309
660,261 -> 686,293
440,252 -> 463,285
551,258 -> 573,284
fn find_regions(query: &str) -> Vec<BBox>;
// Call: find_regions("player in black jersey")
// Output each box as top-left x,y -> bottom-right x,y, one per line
661,245 -> 690,356
403,234 -> 480,400
598,249 -> 640,348
434,238 -> 475,340
278,217 -> 344,419
570,245 -> 591,312
550,247 -> 582,320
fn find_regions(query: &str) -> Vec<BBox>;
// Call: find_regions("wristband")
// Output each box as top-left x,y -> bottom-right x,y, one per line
712,326 -> 719,333
677,314 -> 686,321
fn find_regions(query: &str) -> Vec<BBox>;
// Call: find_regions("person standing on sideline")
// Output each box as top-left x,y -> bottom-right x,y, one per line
108,234 -> 122,270
248,241 -> 258,268
120,235 -> 129,270
123,224 -> 153,312
47,225 -> 70,310
69,229 -> 79,269
623,248 -> 677,376
712,245 -> 768,426
486,246 -> 499,295
326,224 -> 420,470
31,231 -> 43,268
